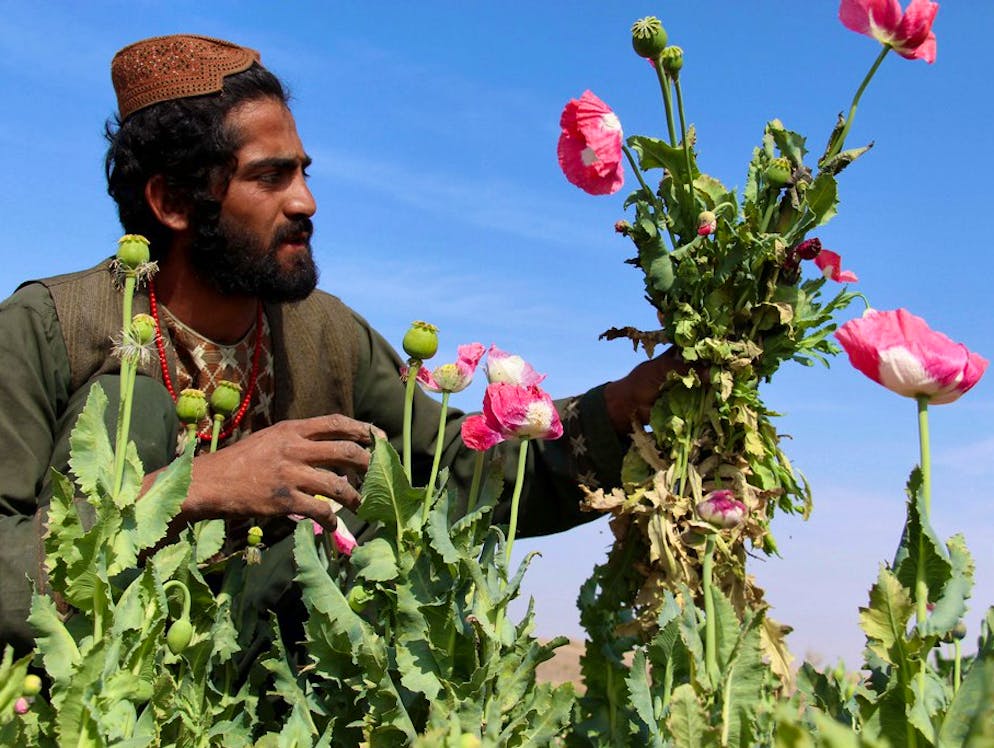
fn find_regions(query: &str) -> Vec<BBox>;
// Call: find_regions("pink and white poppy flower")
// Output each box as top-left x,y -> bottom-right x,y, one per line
405,342 -> 485,394
835,308 -> 988,404
696,489 -> 748,529
557,90 -> 625,196
461,382 -> 564,451
484,345 -> 547,386
839,0 -> 939,63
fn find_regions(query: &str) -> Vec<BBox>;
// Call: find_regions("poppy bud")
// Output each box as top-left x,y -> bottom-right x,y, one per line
794,238 -> 822,260
210,380 -> 242,418
615,220 -> 632,236
660,46 -> 684,76
631,16 -> 668,59
765,157 -> 793,186
175,389 -> 208,425
14,697 -> 29,715
402,321 -> 439,361
166,618 -> 193,654
22,674 -> 42,697
116,234 -> 150,269
347,586 -> 374,613
696,489 -> 747,529
697,210 -> 717,236
130,313 -> 156,346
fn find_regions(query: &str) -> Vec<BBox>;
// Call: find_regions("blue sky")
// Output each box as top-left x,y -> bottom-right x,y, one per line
2,2 -> 991,667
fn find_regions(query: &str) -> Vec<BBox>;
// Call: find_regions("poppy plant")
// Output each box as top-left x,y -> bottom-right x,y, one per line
839,0 -> 939,63
484,345 -> 547,387
835,308 -> 987,404
406,342 -> 486,393
557,90 -> 625,196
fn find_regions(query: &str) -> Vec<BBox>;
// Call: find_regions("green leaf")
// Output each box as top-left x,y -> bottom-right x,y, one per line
626,649 -> 660,739
720,611 -> 767,747
133,438 -> 193,552
819,143 -> 873,177
938,654 -> 994,746
921,534 -> 974,637
667,683 -> 717,747
858,565 -> 913,666
629,135 -> 700,183
894,471 -> 953,615
27,591 -> 81,685
768,119 -> 808,165
193,520 -> 226,563
68,384 -> 116,500
712,587 -> 742,670
358,438 -> 423,535
0,646 -> 32,715
351,536 -> 399,582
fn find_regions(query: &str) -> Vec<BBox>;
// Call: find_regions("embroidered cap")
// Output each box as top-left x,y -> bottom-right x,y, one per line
111,34 -> 262,120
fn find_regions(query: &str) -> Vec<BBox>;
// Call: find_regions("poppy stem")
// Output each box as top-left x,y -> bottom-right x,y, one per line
673,78 -> 696,210
402,360 -> 422,482
825,45 -> 890,161
466,450 -> 485,515
504,439 -> 530,565
652,60 -> 678,145
423,391 -> 450,523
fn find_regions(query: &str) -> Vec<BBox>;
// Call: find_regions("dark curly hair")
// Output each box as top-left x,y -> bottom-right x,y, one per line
105,63 -> 289,260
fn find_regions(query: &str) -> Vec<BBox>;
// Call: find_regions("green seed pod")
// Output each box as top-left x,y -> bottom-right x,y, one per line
346,586 -> 374,613
22,674 -> 42,697
631,16 -> 668,59
247,525 -> 264,547
130,313 -> 156,346
402,321 -> 439,360
765,156 -> 793,186
648,254 -> 674,293
660,45 -> 684,76
210,380 -> 242,418
175,389 -> 208,425
116,234 -> 150,269
166,618 -> 193,654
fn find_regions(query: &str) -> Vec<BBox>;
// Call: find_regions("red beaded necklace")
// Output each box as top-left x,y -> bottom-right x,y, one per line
148,280 -> 264,442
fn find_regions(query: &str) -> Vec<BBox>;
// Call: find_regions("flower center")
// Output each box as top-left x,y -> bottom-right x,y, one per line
581,147 -> 600,166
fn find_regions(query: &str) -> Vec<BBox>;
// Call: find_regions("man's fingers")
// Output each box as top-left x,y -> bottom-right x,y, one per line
295,437 -> 372,473
301,467 -> 362,512
296,413 -> 386,443
293,491 -> 340,533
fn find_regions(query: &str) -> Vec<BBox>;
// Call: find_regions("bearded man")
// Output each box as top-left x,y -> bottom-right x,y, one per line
0,35 -> 673,655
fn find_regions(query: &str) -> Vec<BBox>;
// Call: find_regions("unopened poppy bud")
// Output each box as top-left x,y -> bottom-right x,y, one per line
130,313 -> 156,345
116,234 -> 150,269
952,620 -> 968,640
14,697 -> 30,715
166,618 -> 193,654
765,157 -> 793,186
402,321 -> 439,361
247,525 -> 264,547
614,220 -> 632,235
697,211 -> 717,236
631,16 -> 668,59
210,380 -> 242,418
22,674 -> 42,697
347,585 -> 374,613
793,237 -> 822,260
660,46 -> 684,76
175,389 -> 208,425
696,489 -> 747,529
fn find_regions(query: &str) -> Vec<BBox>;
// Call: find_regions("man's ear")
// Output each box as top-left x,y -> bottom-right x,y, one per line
145,175 -> 190,231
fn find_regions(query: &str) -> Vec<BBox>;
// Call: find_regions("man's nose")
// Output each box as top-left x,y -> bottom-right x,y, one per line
286,173 -> 316,218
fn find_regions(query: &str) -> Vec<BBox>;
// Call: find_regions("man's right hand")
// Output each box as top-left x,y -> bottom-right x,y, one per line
147,414 -> 385,535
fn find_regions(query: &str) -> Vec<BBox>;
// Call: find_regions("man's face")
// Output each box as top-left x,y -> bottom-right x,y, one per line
190,97 -> 319,302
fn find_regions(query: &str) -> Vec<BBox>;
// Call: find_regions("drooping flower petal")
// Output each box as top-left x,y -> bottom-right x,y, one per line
814,249 -> 859,283
839,0 -> 938,63
461,414 -> 504,451
332,525 -> 358,556
407,342 -> 486,393
482,382 -> 564,441
557,90 -> 625,195
836,308 -> 988,404
485,345 -> 547,386
696,489 -> 748,529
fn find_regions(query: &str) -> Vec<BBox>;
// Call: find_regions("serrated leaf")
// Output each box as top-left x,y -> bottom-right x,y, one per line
193,520 -> 226,563
859,566 -> 913,666
626,649 -> 659,738
351,536 -> 399,582
133,438 -> 193,552
358,438 -> 424,536
938,654 -> 994,746
921,534 -> 974,637
721,611 -> 767,748
667,683 -> 716,747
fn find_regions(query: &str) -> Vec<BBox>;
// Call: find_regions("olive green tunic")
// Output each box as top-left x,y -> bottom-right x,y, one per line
0,261 -> 626,654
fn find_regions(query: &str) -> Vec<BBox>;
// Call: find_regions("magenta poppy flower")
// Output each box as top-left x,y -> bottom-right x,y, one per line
696,490 -> 748,529
461,382 -> 564,451
839,0 -> 939,63
557,90 -> 625,196
402,343 -> 485,393
814,249 -> 859,283
836,309 -> 988,404
484,345 -> 547,386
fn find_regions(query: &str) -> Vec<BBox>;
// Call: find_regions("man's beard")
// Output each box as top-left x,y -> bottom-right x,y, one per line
189,210 -> 319,303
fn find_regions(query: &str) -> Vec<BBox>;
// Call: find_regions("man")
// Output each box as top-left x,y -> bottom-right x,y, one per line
0,35 -> 672,655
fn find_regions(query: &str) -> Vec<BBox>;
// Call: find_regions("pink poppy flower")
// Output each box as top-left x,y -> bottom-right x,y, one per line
839,0 -> 939,63
484,345 -> 546,386
310,519 -> 358,556
461,382 -> 564,450
557,90 -> 625,196
696,489 -> 747,529
404,343 -> 485,394
835,309 -> 988,404
814,249 -> 859,283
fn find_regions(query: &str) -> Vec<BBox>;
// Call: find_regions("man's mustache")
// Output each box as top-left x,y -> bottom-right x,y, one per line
272,217 -> 313,246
